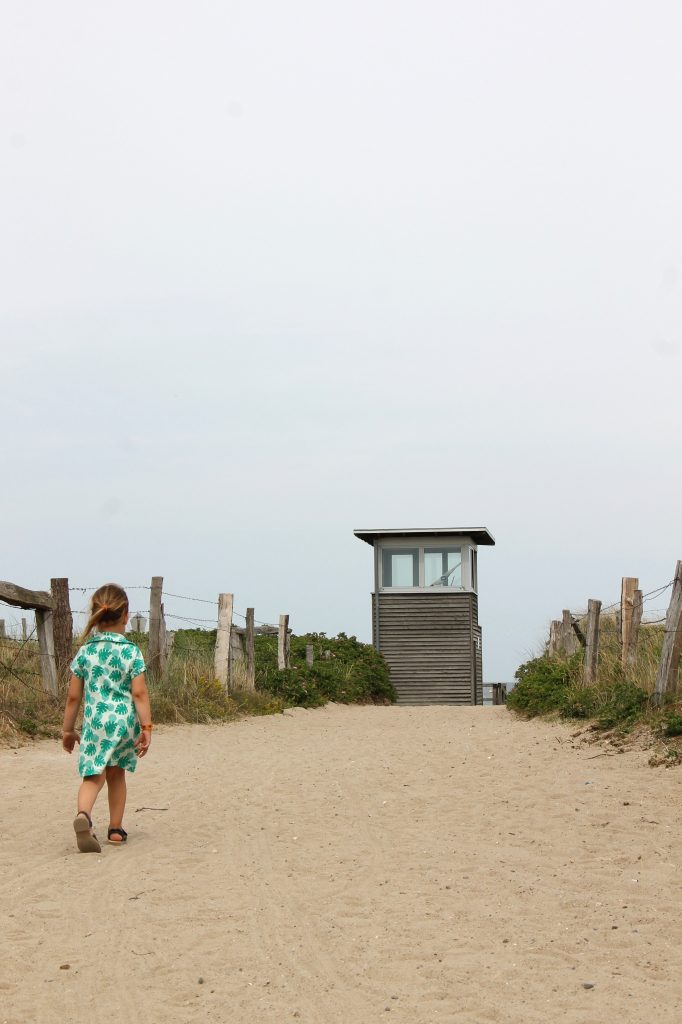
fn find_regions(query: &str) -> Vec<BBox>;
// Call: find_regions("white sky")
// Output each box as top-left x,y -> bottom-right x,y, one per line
2,1 -> 681,678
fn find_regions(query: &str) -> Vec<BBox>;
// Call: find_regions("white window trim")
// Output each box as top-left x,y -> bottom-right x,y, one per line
377,536 -> 478,593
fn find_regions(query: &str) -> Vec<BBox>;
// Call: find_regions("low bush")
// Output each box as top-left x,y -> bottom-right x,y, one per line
661,715 -> 682,738
256,632 -> 396,708
506,655 -> 574,716
508,654 -> 650,731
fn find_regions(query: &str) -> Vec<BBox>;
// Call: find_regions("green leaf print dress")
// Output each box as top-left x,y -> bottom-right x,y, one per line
70,632 -> 146,777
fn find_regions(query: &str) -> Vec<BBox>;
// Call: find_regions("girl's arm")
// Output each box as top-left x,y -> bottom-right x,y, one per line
62,674 -> 84,752
131,673 -> 153,757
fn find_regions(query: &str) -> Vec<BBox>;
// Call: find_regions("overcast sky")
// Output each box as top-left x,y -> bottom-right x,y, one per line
2,1 -> 681,679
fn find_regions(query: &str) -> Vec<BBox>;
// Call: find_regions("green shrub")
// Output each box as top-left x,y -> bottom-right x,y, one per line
256,632 -> 395,708
507,655 -> 573,716
588,682 -> 649,730
662,715 -> 682,737
508,653 -> 650,731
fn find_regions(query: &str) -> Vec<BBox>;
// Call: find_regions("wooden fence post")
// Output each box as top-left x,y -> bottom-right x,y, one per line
548,620 -> 562,656
562,610 -> 578,655
245,608 -> 256,690
306,643 -> 314,667
50,578 -> 73,683
625,589 -> 643,671
214,593 -> 234,690
654,562 -> 682,705
148,577 -> 163,679
0,620 -> 5,639
158,603 -> 168,675
583,599 -> 601,686
21,618 -> 27,640
620,577 -> 639,667
35,607 -> 58,695
278,614 -> 290,670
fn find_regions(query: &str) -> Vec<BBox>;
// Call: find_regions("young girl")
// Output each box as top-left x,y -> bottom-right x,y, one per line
62,583 -> 153,853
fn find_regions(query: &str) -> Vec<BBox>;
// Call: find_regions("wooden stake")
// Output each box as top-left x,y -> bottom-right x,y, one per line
620,577 -> 639,667
214,593 -> 234,690
562,610 -> 578,655
148,577 -> 163,679
21,618 -> 27,641
50,578 -> 73,683
35,608 -> 57,695
278,615 -> 290,670
306,643 -> 314,667
0,620 -> 5,639
571,617 -> 587,648
583,599 -> 601,686
158,603 -> 168,675
245,608 -> 256,690
548,620 -> 562,657
654,562 -> 682,705
625,589 -> 643,671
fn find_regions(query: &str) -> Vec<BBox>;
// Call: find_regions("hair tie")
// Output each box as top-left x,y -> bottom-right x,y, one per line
101,604 -> 109,613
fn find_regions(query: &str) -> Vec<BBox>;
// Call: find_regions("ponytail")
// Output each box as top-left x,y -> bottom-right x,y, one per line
80,584 -> 129,641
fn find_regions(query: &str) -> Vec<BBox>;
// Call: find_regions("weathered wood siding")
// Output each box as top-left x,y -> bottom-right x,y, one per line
372,592 -> 481,705
473,622 -> 483,705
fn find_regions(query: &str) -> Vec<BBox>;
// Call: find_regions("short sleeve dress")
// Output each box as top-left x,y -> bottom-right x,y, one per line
70,631 -> 147,777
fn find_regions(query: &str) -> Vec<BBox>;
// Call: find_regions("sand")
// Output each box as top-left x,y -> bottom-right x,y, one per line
1,703 -> 682,1024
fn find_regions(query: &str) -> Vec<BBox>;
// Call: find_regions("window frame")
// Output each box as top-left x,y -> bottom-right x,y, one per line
376,536 -> 478,592
381,547 -> 420,589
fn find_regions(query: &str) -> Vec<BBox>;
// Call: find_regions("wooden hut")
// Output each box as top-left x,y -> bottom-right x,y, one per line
354,527 -> 495,705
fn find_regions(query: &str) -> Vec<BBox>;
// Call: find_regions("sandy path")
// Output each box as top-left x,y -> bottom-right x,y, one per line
2,704 -> 682,1024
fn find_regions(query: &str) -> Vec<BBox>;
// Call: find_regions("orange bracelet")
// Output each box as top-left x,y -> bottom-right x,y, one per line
140,724 -> 153,731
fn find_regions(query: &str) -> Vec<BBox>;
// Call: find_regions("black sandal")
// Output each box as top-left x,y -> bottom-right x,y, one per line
73,811 -> 101,854
107,827 -> 128,845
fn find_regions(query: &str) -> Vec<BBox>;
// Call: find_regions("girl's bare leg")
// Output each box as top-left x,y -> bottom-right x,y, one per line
77,773 -> 106,819
106,765 -> 127,841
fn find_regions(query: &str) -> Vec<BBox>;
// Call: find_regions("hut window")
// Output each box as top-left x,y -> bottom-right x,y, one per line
382,549 -> 419,587
424,548 -> 462,588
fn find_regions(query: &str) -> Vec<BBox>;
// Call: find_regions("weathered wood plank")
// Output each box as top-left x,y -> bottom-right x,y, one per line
0,620 -> 5,638
548,620 -> 562,656
147,577 -> 163,679
158,603 -> 168,675
562,609 -> 578,655
51,578 -> 73,683
571,618 -> 587,648
214,593 -> 234,690
245,608 -> 256,690
0,581 -> 53,610
625,589 -> 643,671
306,643 -> 314,667
654,562 -> 682,704
35,608 -> 57,695
278,614 -> 290,670
583,599 -> 601,686
620,577 -> 639,667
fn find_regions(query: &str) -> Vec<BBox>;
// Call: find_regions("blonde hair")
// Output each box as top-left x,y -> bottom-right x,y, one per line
81,583 -> 129,640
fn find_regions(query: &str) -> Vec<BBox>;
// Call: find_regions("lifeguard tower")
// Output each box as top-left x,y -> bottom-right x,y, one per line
354,527 -> 495,705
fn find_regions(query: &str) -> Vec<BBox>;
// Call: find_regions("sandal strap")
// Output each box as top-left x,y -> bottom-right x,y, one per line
77,811 -> 93,827
107,827 -> 128,839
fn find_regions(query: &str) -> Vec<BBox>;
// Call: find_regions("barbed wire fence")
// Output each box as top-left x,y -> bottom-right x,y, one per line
0,575 -> 298,696
546,560 -> 682,704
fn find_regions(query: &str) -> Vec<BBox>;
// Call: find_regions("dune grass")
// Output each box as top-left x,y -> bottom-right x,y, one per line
0,628 -> 395,742
507,613 -> 682,758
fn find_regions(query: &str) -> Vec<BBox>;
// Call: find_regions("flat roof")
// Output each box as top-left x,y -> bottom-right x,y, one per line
353,527 -> 495,546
